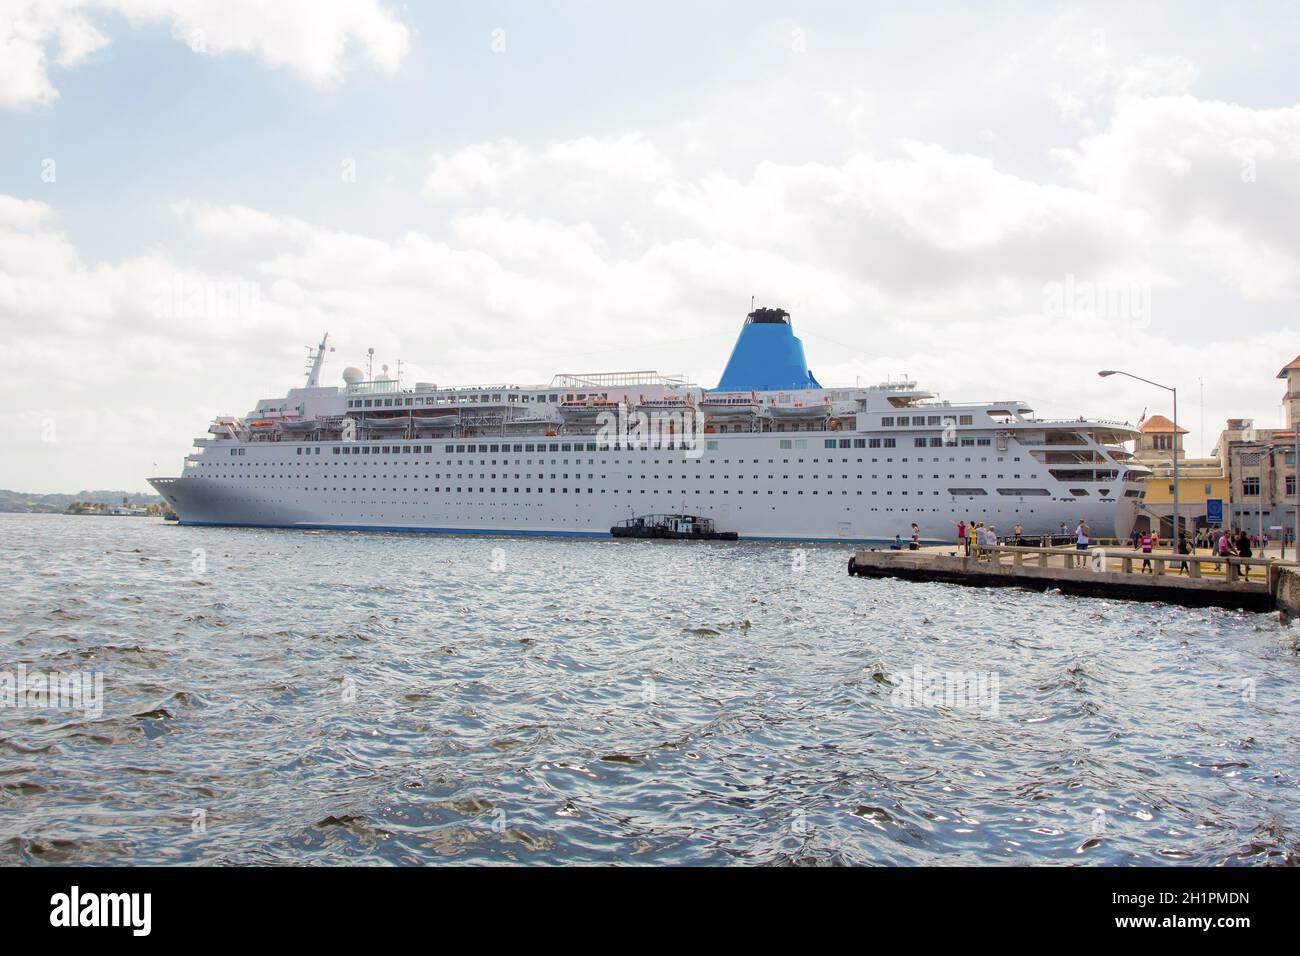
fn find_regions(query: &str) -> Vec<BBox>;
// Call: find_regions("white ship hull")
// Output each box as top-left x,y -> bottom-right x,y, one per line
151,431 -> 1139,543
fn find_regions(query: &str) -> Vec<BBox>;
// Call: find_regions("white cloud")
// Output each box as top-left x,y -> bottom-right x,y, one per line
1060,95 -> 1300,298
423,134 -> 674,208
0,1 -> 108,108
996,14 -> 1196,130
171,200 -> 311,242
0,194 -> 51,228
0,0 -> 410,108
425,134 -> 1154,313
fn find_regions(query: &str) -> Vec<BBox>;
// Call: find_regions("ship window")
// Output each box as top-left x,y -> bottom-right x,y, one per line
996,488 -> 1051,496
948,488 -> 988,496
882,439 -> 896,448
959,415 -> 973,425
854,439 -> 866,448
1070,489 -> 1089,496
824,439 -> 836,448
881,417 -> 894,426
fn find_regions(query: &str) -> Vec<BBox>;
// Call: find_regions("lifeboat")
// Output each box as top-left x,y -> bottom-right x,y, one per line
764,399 -> 832,419
699,392 -> 759,418
248,420 -> 278,432
636,393 -> 693,415
278,418 -> 318,432
410,412 -> 460,427
559,399 -> 622,420
364,416 -> 411,430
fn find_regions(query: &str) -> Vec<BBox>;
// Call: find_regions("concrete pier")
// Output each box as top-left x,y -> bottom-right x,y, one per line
847,544 -> 1292,613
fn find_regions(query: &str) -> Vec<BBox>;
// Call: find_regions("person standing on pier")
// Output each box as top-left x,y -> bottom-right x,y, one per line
1177,530 -> 1192,574
1074,518 -> 1090,551
957,519 -> 966,550
910,523 -> 920,550
1236,529 -> 1253,579
1139,530 -> 1156,572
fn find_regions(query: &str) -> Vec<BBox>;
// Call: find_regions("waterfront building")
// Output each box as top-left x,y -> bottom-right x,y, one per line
1132,413 -> 1227,535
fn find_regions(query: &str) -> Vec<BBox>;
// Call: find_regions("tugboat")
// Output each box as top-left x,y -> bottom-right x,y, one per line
610,514 -> 738,541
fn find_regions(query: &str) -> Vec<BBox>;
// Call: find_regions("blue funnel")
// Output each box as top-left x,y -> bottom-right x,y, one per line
712,308 -> 822,392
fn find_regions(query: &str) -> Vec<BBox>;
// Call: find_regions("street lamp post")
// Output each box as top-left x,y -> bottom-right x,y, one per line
1099,370 -> 1180,543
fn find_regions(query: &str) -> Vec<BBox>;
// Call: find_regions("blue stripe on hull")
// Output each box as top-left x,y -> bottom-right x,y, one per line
173,518 -> 895,545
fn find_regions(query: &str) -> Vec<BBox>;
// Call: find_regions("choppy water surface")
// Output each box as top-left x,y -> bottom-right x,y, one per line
2,513 -> 1298,866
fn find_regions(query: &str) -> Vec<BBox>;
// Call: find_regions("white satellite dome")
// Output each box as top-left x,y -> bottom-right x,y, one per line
342,366 -> 364,385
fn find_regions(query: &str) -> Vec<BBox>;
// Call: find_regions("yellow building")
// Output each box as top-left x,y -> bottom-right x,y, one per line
1132,415 -> 1227,534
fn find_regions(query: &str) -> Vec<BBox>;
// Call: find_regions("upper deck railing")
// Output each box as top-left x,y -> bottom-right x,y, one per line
551,371 -> 693,388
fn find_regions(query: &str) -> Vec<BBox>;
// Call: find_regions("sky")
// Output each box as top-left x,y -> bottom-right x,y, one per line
2,0 -> 1299,492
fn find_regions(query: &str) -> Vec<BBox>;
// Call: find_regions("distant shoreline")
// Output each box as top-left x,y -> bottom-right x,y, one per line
0,488 -> 164,515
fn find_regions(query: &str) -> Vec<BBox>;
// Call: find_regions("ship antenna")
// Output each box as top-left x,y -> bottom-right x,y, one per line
367,347 -> 375,381
305,331 -> 330,387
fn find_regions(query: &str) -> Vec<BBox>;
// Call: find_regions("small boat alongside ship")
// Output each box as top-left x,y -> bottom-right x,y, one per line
611,514 -> 738,541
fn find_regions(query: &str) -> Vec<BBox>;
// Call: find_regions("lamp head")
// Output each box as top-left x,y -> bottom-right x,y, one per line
1098,370 -> 1116,377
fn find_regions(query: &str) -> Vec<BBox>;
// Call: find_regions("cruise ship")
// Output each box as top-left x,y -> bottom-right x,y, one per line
150,308 -> 1147,542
